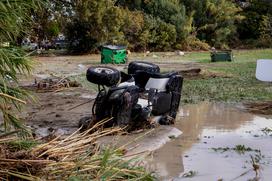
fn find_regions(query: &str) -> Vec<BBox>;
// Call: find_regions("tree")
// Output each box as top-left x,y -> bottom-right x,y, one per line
66,0 -> 127,53
143,15 -> 177,51
237,0 -> 272,40
115,0 -> 142,10
144,0 -> 188,41
0,0 -> 41,133
182,0 -> 244,48
30,1 -> 72,43
122,10 -> 145,50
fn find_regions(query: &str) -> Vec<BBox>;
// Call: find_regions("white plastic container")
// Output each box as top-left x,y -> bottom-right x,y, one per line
256,59 -> 272,82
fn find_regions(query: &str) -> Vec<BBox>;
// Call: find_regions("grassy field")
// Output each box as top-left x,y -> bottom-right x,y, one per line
181,49 -> 272,103
69,49 -> 272,104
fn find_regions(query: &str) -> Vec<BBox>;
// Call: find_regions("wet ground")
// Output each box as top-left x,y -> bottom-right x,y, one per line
16,55 -> 272,180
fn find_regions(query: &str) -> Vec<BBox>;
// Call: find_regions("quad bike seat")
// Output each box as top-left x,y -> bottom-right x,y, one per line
133,70 -> 178,91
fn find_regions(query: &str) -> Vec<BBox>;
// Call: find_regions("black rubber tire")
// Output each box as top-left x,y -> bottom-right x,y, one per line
128,61 -> 160,74
86,66 -> 120,87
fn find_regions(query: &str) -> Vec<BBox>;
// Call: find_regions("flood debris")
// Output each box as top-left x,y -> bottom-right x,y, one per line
251,155 -> 260,178
244,101 -> 272,115
230,155 -> 262,181
212,145 -> 261,154
261,127 -> 272,136
37,76 -> 81,92
177,68 -> 201,78
0,121 -> 153,180
176,50 -> 185,56
0,138 -> 48,179
177,68 -> 233,79
182,170 -> 198,178
24,76 -> 81,93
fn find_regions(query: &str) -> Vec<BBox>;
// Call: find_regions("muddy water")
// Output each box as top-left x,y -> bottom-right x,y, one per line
147,102 -> 272,181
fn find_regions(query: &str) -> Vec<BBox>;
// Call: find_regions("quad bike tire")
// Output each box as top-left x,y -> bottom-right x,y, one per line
86,66 -> 120,87
128,61 -> 160,74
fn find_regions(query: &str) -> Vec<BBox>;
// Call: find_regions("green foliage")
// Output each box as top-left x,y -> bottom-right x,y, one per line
144,0 -> 187,40
122,10 -> 145,50
0,0 -> 40,133
66,0 -> 127,53
31,1 -> 70,41
52,0 -> 272,52
5,139 -> 38,151
0,0 -> 41,42
237,0 -> 272,44
186,0 -> 244,48
143,15 -> 177,51
179,35 -> 210,51
46,21 -> 60,38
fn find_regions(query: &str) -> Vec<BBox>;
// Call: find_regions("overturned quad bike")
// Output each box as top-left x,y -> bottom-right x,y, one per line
79,61 -> 183,131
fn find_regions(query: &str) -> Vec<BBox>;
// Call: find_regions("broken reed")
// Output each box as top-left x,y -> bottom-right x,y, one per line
0,119 -> 154,181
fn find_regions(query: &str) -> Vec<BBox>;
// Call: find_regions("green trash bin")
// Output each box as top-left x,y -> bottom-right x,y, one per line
101,45 -> 127,64
211,50 -> 233,62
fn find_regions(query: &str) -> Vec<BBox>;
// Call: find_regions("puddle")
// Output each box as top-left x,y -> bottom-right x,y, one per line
146,102 -> 272,180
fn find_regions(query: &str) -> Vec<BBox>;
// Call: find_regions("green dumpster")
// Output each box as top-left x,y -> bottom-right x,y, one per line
101,45 -> 127,64
211,50 -> 233,62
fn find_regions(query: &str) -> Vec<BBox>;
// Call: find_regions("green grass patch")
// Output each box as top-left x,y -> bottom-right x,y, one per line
182,49 -> 272,104
5,140 -> 38,151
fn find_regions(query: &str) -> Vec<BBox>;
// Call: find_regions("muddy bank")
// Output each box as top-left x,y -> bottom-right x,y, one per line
244,101 -> 272,115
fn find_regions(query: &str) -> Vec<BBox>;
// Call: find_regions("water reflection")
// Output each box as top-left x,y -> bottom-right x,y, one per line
148,102 -> 272,180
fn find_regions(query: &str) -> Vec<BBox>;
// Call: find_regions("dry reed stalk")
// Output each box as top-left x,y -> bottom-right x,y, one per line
35,123 -> 120,159
0,93 -> 27,104
0,137 -> 18,143
0,119 -> 153,180
0,158 -> 54,163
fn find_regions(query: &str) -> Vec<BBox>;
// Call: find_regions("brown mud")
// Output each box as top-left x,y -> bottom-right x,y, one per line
244,101 -> 272,115
22,87 -> 95,138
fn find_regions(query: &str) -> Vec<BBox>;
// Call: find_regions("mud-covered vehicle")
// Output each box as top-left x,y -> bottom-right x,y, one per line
79,61 -> 183,131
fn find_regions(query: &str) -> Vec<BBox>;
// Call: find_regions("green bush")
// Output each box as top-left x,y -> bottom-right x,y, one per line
178,36 -> 210,51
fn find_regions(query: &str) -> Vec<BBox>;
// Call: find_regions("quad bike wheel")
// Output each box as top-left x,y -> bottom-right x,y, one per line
86,66 -> 120,87
128,61 -> 160,74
